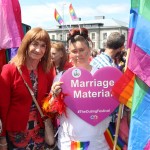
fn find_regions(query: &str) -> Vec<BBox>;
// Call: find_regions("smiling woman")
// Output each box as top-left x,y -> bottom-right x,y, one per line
43,27 -> 112,150
27,40 -> 47,69
0,27 -> 55,149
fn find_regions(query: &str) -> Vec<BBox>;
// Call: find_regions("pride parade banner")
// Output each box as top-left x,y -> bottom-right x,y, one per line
60,67 -> 122,126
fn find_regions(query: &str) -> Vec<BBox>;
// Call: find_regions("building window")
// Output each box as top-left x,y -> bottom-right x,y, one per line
52,35 -> 55,40
91,33 -> 96,40
59,34 -> 63,41
92,42 -> 95,48
66,33 -> 69,41
102,42 -> 106,48
103,33 -> 107,40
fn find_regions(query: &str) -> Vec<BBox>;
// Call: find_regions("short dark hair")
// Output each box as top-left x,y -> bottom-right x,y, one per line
106,32 -> 125,50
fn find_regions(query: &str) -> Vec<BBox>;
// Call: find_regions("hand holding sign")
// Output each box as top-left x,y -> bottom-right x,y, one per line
60,67 -> 122,126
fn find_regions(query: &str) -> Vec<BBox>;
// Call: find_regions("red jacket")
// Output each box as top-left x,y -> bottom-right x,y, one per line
0,63 -> 54,136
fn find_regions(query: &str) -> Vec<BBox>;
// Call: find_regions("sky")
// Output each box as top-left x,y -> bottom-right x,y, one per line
19,0 -> 131,29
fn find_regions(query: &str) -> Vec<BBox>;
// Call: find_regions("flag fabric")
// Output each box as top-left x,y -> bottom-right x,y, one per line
128,77 -> 150,149
112,0 -> 139,108
112,68 -> 134,109
112,0 -> 150,107
11,0 -> 24,39
127,2 -> 150,148
104,123 -> 126,150
112,0 -> 150,149
69,4 -> 78,20
0,0 -> 23,49
54,8 -> 64,25
71,141 -> 90,150
128,0 -> 150,87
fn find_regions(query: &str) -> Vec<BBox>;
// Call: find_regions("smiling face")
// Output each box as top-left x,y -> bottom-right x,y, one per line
69,40 -> 91,67
27,40 -> 46,61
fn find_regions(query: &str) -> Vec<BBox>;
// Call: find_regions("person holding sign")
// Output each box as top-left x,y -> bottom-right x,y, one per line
43,28 -> 115,150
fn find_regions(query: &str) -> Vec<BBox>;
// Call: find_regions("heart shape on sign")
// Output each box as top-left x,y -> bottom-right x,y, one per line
60,66 -> 122,126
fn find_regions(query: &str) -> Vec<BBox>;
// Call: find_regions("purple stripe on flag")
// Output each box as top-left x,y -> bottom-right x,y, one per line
10,47 -> 18,59
128,42 -> 150,87
127,28 -> 134,48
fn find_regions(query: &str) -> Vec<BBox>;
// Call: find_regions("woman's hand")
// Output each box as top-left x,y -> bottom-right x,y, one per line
51,81 -> 63,97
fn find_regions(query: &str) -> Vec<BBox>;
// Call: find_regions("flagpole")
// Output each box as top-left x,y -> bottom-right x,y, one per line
113,48 -> 131,150
113,104 -> 124,150
62,3 -> 66,41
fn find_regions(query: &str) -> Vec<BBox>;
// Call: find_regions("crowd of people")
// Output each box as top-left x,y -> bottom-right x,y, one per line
0,26 -> 129,150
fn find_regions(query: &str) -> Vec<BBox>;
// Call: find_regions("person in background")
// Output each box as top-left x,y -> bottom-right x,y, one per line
99,48 -> 105,54
114,50 -> 127,72
88,49 -> 98,62
43,27 -> 111,150
91,49 -> 98,58
90,32 -> 125,69
51,42 -> 72,75
0,27 -> 55,150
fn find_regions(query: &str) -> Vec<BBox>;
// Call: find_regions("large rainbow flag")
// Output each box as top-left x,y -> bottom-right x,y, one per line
54,8 -> 64,25
127,0 -> 150,86
69,4 -> 78,21
112,0 -> 150,149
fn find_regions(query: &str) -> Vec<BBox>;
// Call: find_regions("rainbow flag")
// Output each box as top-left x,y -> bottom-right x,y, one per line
69,4 -> 78,20
71,141 -> 90,150
54,8 -> 64,25
111,0 -> 139,109
112,0 -> 139,108
127,0 -> 150,86
113,0 -> 150,149
128,77 -> 150,149
112,68 -> 134,109
104,123 -> 125,150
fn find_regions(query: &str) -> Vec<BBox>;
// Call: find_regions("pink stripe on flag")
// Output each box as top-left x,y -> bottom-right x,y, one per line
0,0 -> 22,49
128,42 -> 150,87
127,28 -> 134,48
